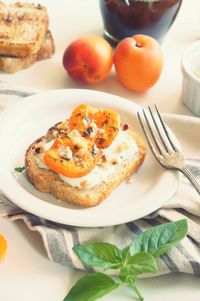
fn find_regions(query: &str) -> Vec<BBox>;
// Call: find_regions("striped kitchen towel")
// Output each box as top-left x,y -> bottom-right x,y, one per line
0,81 -> 200,277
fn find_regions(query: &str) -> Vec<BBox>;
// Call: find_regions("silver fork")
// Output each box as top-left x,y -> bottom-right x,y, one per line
137,106 -> 200,195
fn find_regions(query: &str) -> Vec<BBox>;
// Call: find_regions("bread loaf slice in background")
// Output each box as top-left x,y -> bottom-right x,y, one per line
0,30 -> 55,73
0,1 -> 49,57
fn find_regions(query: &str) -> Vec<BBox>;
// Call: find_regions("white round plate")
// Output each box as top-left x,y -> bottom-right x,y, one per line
0,89 -> 179,227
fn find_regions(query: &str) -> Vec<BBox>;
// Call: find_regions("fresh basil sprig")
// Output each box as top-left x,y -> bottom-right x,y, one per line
64,219 -> 188,301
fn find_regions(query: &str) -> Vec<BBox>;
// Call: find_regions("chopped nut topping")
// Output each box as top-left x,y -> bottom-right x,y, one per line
111,159 -> 117,165
72,137 -> 87,149
80,180 -> 89,188
17,13 -> 25,21
101,154 -> 107,162
52,130 -> 58,138
98,128 -> 105,134
82,115 -> 90,126
56,132 -> 65,138
92,144 -> 99,156
68,129 -> 80,138
58,146 -> 73,160
89,121 -> 99,138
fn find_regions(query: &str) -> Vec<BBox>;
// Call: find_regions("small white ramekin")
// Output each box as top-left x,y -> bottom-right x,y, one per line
181,40 -> 200,116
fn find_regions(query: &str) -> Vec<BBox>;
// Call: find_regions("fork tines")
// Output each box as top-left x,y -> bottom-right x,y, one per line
137,105 -> 177,159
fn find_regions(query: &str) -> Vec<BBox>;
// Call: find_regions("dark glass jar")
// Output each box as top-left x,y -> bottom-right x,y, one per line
99,0 -> 182,45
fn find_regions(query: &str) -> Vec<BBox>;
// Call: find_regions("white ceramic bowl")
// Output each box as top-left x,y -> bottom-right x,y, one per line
181,40 -> 200,116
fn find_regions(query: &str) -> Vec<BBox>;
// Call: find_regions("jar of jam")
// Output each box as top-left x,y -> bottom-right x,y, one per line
99,0 -> 182,45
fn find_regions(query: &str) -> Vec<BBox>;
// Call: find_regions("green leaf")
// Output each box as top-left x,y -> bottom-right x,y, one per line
121,245 -> 130,257
63,272 -> 119,301
73,242 -> 122,270
121,246 -> 130,261
14,166 -> 25,173
120,252 -> 157,280
130,219 -> 188,258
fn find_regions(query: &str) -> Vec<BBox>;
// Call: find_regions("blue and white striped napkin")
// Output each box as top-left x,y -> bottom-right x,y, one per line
0,81 -> 200,277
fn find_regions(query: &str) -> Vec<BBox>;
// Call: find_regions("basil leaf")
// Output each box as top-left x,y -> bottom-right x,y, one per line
73,242 -> 122,270
15,166 -> 25,173
63,272 -> 119,301
130,219 -> 188,258
121,246 -> 130,260
121,246 -> 130,258
120,252 -> 157,279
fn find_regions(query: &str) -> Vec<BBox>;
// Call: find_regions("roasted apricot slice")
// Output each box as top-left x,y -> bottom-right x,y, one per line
69,104 -> 120,148
0,234 -> 7,262
93,109 -> 120,148
44,131 -> 100,178
69,104 -> 96,136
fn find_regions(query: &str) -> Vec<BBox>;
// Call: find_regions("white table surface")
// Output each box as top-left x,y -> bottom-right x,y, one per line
0,1 -> 200,300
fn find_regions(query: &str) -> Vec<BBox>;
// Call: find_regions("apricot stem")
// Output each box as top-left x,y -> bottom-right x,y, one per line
135,42 -> 142,48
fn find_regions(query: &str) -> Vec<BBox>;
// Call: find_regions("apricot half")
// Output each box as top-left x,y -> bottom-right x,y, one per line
69,104 -> 120,148
44,133 -> 101,178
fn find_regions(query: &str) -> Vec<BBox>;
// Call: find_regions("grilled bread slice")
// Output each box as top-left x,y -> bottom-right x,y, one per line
0,1 -> 49,57
25,122 -> 146,208
0,30 -> 55,73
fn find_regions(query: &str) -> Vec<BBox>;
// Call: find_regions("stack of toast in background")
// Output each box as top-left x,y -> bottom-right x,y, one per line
0,1 -> 55,73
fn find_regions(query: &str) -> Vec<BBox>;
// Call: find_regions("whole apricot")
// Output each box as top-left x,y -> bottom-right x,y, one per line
63,35 -> 113,84
114,35 -> 164,92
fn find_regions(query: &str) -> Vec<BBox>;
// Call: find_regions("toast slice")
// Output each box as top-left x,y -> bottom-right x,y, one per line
0,30 -> 55,73
0,1 -> 49,57
25,121 -> 146,207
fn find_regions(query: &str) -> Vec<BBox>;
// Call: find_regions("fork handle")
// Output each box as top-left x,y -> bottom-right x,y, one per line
180,167 -> 200,195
